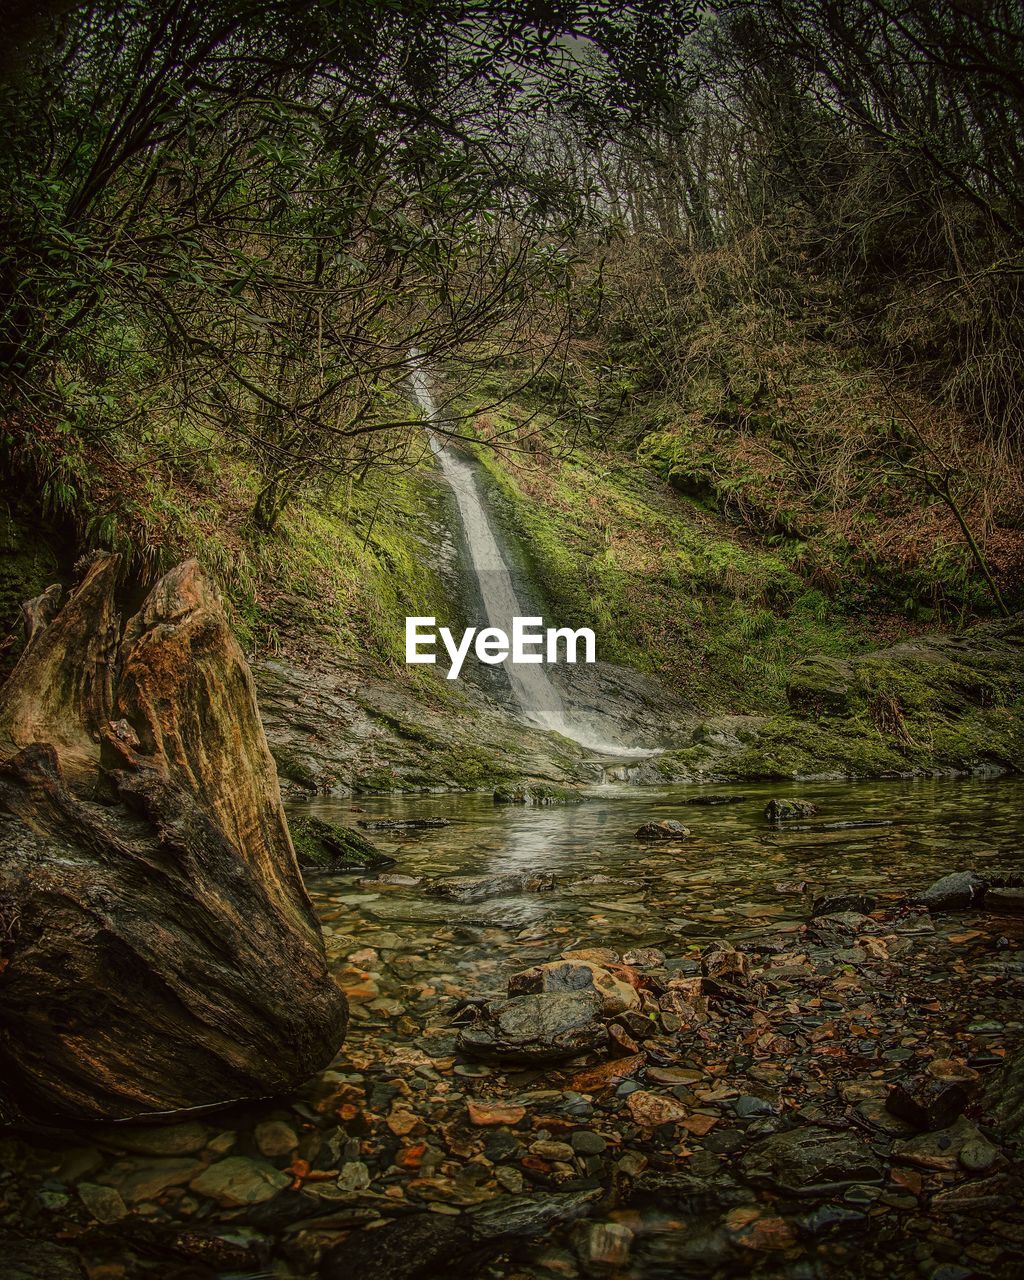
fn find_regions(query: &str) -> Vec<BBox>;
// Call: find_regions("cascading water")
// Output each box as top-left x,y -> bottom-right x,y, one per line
409,354 -> 653,758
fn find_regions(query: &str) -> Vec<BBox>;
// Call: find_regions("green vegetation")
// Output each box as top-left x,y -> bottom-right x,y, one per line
475,431 -> 877,713
288,814 -> 393,875
1,2 -> 1021,786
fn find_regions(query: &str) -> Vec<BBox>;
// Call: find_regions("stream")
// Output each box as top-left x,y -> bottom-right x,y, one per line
306,775 -> 1024,946
5,776 -> 1022,1280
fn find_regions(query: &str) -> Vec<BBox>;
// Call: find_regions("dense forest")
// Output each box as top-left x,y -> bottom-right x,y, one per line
1,5 -> 1023,1280
3,0 -> 1023,636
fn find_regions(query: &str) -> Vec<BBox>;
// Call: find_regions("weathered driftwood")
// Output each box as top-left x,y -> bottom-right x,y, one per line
0,556 -> 347,1123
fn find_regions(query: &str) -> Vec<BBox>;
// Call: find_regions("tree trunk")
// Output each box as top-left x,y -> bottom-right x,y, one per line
0,554 -> 347,1123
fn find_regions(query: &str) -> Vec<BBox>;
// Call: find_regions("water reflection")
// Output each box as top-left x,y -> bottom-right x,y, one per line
297,775 -> 1024,962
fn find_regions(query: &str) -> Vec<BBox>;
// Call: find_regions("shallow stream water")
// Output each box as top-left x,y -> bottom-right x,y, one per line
301,775 -> 1024,954
6,776 -> 1023,1280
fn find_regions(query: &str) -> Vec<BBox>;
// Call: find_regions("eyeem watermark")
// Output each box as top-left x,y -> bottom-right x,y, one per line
406,616 -> 596,680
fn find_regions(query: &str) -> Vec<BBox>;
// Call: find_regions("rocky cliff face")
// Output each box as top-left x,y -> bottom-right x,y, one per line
0,556 -> 347,1123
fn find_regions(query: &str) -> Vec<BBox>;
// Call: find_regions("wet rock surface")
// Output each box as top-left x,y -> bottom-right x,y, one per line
3,781 -> 1024,1279
765,798 -> 819,822
921,872 -> 990,911
633,819 -> 690,841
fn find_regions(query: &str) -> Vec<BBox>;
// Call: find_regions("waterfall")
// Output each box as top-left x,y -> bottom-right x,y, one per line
409,355 -> 650,757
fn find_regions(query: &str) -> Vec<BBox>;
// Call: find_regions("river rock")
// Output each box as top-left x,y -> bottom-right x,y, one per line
741,1127 -> 883,1195
626,1091 -> 689,1128
808,911 -> 874,946
892,1115 -> 989,1172
682,794 -> 747,806
764,799 -> 818,822
622,947 -> 665,968
77,1182 -> 127,1223
189,1156 -> 292,1207
457,991 -> 608,1063
634,819 -> 690,840
571,1053 -> 646,1094
811,893 -> 876,918
426,872 -> 556,902
466,1101 -> 526,1126
508,959 -> 640,1015
0,556 -> 347,1122
254,1119 -> 299,1157
919,871 -> 987,910
927,1059 -> 981,1088
886,1076 -> 968,1131
562,947 -> 620,965
987,887 -> 1024,912
700,941 -> 750,986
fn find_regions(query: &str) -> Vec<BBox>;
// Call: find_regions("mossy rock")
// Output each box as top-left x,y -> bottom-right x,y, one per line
786,656 -> 862,717
493,783 -> 583,806
271,746 -> 320,794
764,798 -> 818,822
289,814 -> 395,874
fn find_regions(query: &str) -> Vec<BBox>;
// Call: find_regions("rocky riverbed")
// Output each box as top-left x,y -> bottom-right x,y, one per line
2,780 -> 1023,1279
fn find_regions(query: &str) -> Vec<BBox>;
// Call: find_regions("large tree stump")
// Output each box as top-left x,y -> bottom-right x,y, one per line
0,556 -> 347,1123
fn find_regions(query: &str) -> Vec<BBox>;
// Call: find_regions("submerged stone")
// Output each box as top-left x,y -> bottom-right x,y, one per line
189,1156 -> 292,1207
427,872 -> 556,903
741,1127 -> 883,1196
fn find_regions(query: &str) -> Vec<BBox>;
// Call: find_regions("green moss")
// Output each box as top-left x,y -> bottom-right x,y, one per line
288,814 -> 395,873
465,424 -> 869,715
270,746 -> 320,793
493,782 -> 583,805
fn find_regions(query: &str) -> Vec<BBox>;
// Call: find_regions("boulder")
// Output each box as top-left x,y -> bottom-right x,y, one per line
426,872 -> 555,902
457,991 -> 608,1063
919,871 -> 988,910
741,1127 -> 883,1196
764,799 -> 818,822
634,819 -> 690,841
493,783 -> 582,805
507,959 -> 640,1016
811,893 -> 876,918
0,556 -> 347,1123
289,813 -> 394,874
